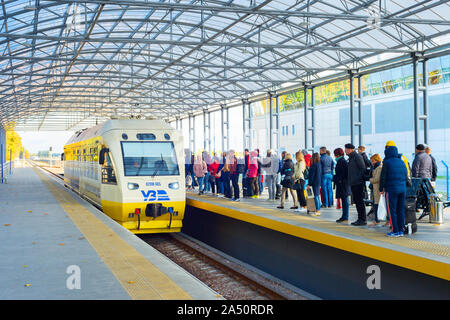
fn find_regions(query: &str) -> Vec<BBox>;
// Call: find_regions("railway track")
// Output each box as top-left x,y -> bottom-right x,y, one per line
32,161 -> 309,300
141,233 -> 309,300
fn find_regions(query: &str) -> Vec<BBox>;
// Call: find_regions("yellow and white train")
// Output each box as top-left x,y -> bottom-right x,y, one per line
62,119 -> 185,234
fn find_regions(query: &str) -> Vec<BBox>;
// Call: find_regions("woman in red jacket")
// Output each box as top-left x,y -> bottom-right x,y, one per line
247,150 -> 260,198
208,157 -> 220,195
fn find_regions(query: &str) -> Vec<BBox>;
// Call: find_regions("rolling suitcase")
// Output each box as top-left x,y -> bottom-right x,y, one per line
404,196 -> 417,234
306,188 -> 316,213
242,177 -> 252,197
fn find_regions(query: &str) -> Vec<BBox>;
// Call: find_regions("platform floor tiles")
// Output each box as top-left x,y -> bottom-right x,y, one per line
0,167 -> 219,300
187,191 -> 450,281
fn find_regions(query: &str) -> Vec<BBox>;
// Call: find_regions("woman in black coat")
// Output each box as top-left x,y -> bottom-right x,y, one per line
332,148 -> 350,223
277,153 -> 298,209
307,153 -> 322,214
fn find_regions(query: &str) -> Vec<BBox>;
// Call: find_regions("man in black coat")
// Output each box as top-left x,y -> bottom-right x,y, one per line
345,143 -> 367,226
425,146 -> 438,183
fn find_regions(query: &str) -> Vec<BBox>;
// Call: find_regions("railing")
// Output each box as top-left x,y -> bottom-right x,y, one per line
442,160 -> 449,201
1,161 -> 11,183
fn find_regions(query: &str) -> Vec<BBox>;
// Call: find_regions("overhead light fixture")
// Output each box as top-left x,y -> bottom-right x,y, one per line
24,0 -> 37,10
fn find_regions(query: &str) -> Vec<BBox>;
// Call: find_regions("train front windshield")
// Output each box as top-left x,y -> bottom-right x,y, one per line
121,141 -> 180,176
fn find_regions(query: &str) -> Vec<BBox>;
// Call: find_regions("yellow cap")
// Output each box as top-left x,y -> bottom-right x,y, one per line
385,140 -> 396,147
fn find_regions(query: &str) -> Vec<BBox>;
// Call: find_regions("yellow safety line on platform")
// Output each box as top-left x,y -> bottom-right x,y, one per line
187,196 -> 450,281
34,167 -> 192,300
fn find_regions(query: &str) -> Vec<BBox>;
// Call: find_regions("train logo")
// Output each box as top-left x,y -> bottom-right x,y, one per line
141,190 -> 170,202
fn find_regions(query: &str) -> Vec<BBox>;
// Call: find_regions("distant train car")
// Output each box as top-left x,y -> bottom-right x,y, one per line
62,119 -> 185,234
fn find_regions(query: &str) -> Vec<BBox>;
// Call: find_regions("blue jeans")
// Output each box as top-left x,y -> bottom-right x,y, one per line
321,173 -> 333,207
314,195 -> 321,211
340,196 -> 349,220
204,172 -> 211,192
197,177 -> 204,193
386,191 -> 406,233
222,171 -> 232,198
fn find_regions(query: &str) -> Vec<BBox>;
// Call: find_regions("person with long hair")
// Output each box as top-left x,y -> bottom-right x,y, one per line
277,153 -> 298,209
307,152 -> 322,215
193,154 -> 207,195
333,148 -> 350,223
294,150 -> 307,213
369,154 -> 383,227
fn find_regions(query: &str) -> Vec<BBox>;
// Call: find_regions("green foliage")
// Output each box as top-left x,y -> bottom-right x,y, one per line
6,131 -> 29,160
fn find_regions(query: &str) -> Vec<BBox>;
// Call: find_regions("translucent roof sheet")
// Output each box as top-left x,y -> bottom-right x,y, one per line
0,0 -> 449,130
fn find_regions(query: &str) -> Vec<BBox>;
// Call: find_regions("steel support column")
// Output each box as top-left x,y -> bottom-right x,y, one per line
268,92 -> 273,150
304,84 -> 315,152
243,99 -> 251,151
413,56 -> 420,147
422,58 -> 429,145
304,84 -> 309,150
413,54 -> 430,147
188,113 -> 195,152
221,104 -> 229,152
274,95 -> 280,156
356,75 -> 363,146
349,71 -> 362,146
203,109 -> 211,152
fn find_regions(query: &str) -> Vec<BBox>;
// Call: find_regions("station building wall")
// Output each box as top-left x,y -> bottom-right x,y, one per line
251,83 -> 450,174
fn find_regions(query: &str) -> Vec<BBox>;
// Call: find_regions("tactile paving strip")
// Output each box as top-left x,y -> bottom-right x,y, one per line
35,168 -> 192,300
187,193 -> 450,281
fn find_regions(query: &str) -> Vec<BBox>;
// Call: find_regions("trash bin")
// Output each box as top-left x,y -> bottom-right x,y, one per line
429,194 -> 444,224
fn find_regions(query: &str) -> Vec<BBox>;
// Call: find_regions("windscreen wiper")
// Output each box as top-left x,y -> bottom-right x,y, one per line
151,154 -> 167,178
136,157 -> 144,176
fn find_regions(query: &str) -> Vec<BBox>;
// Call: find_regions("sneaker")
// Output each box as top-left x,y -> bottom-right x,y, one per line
234,198 -> 240,202
295,208 -> 307,213
351,220 -> 367,226
386,232 -> 397,237
368,221 -> 380,227
336,218 -> 348,223
290,206 -> 298,210
277,206 -> 284,209
396,231 -> 404,237
311,211 -> 321,216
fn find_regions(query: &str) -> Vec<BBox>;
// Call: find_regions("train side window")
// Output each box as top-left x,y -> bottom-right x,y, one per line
101,151 -> 117,185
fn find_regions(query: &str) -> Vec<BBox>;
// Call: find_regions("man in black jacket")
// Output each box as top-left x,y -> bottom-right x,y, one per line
345,143 -> 367,226
425,146 -> 438,183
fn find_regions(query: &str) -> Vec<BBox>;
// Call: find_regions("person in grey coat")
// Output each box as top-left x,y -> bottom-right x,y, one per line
411,144 -> 432,179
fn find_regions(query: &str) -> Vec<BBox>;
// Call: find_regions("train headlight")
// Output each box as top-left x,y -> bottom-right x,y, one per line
168,182 -> 179,190
127,183 -> 139,190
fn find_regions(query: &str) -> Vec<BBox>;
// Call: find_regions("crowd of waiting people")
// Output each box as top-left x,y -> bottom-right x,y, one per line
185,141 -> 438,238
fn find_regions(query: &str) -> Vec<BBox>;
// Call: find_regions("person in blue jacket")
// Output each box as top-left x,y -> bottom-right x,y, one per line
307,152 -> 322,215
379,145 -> 408,237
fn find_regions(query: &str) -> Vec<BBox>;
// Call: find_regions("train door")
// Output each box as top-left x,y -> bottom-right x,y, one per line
99,147 -> 122,220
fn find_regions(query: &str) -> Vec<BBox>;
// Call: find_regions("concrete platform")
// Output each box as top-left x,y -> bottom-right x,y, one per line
0,166 -> 220,300
185,191 -> 450,299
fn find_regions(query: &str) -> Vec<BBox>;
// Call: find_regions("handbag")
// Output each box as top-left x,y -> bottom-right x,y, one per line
293,179 -> 302,191
377,193 -> 388,221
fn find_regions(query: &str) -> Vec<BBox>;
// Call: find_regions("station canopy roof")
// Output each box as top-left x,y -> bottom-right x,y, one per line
0,0 -> 449,130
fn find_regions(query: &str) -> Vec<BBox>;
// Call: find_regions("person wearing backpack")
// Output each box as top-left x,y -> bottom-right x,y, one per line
277,153 -> 298,209
307,152 -> 322,216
